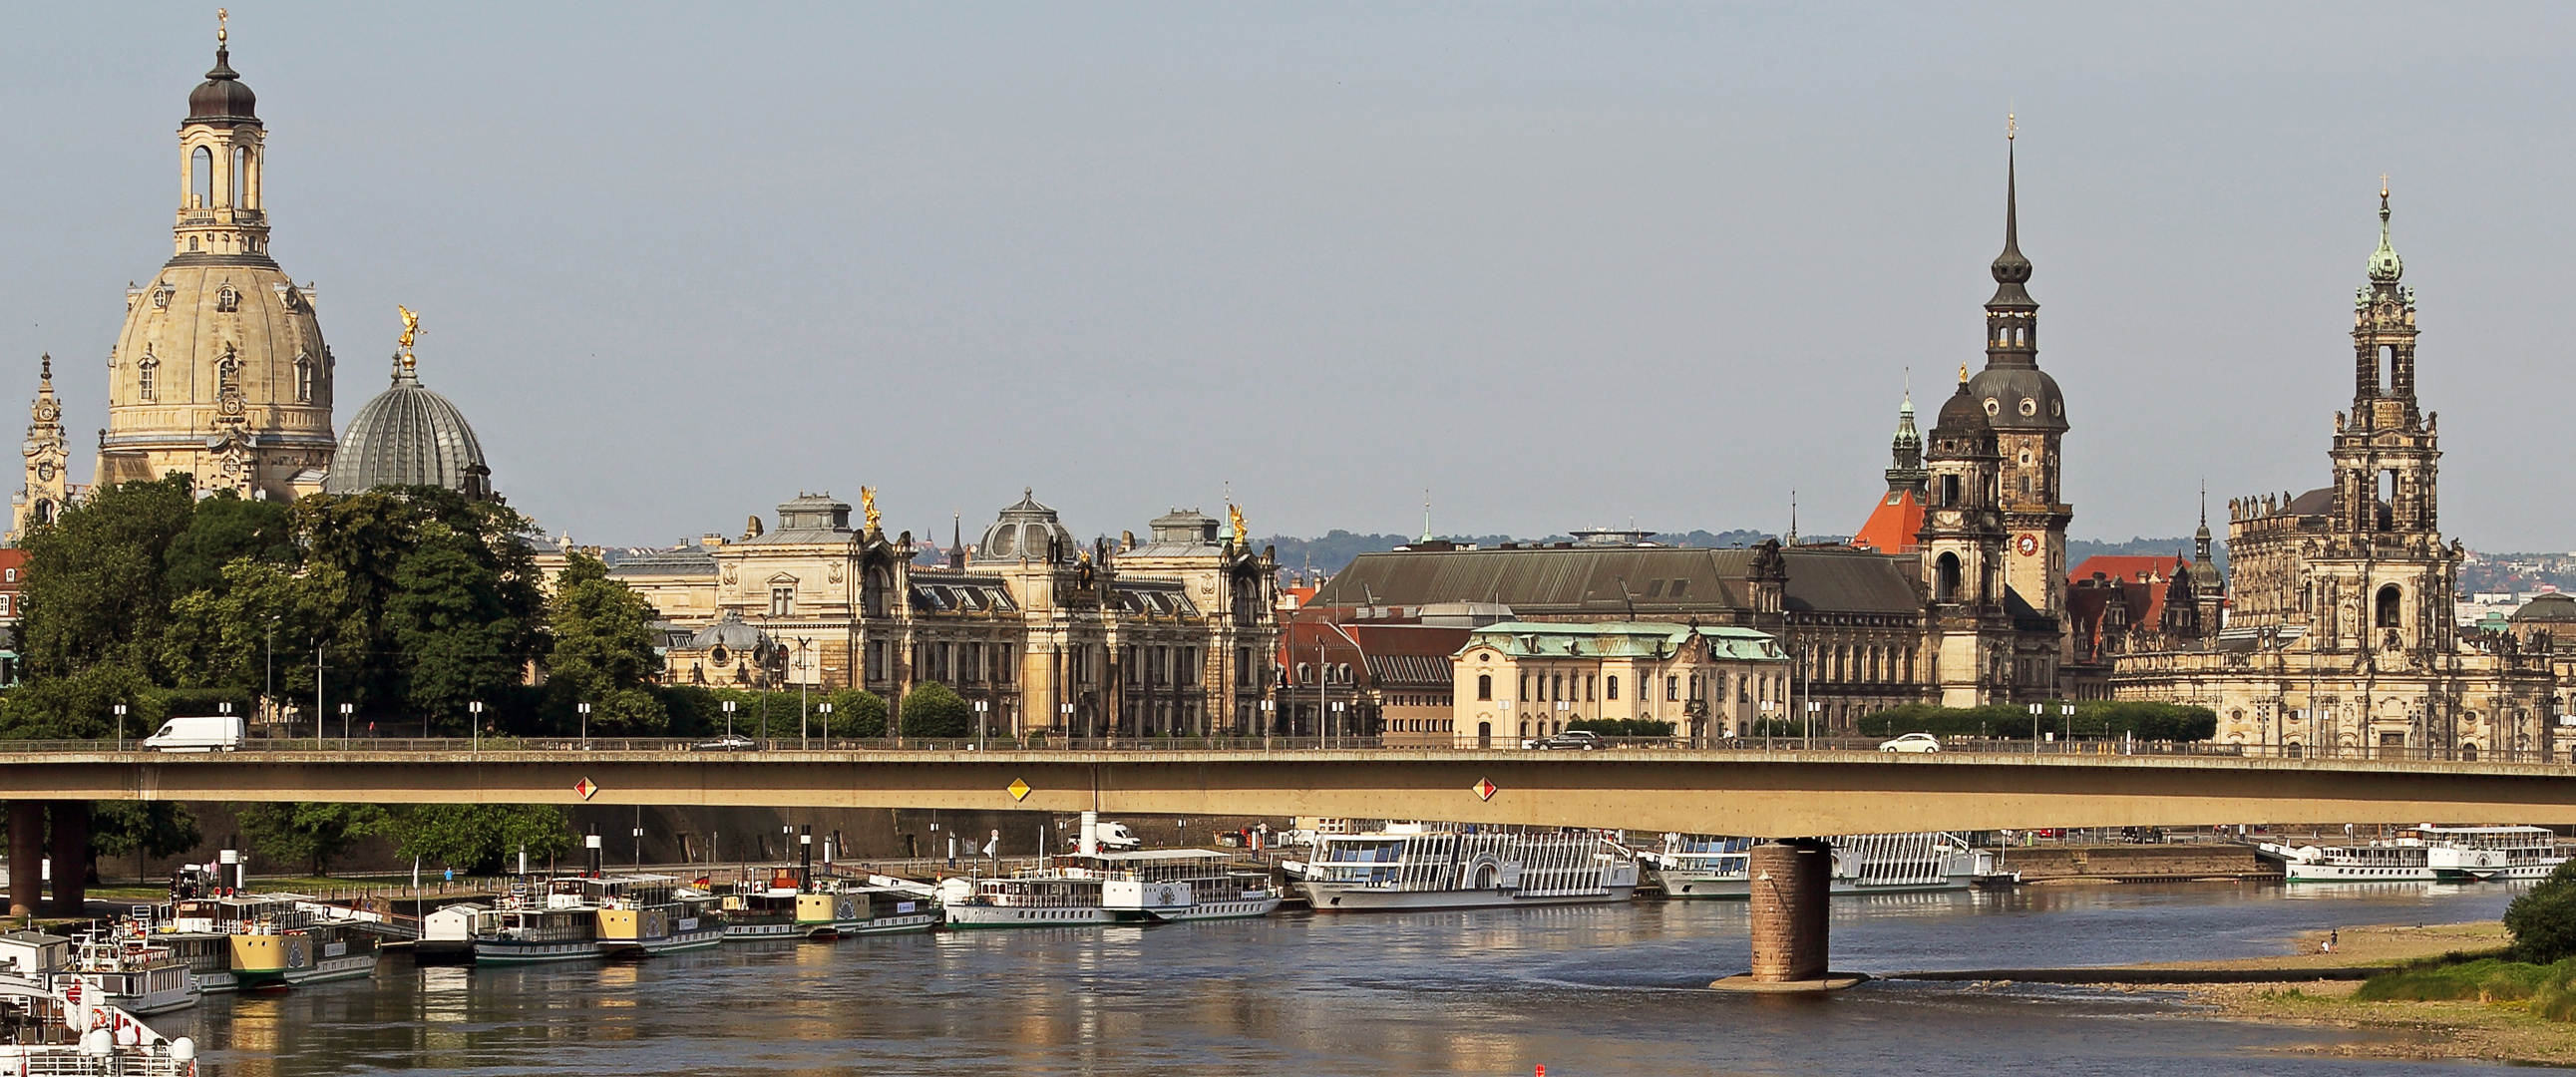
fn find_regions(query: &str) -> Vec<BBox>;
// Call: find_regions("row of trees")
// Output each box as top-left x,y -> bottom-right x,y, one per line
77,800 -> 577,881
1854,700 -> 2219,741
1,475 -> 989,740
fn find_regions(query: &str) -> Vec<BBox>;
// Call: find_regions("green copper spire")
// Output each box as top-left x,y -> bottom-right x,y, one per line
2367,180 -> 2403,283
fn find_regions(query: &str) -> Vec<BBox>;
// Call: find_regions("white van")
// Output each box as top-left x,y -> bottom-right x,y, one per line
143,714 -> 244,752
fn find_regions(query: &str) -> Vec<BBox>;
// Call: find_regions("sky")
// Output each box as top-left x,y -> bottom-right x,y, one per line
5,4 -> 2572,552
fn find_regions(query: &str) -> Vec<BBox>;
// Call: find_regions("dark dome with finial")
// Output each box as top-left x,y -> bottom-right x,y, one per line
1934,379 -> 1991,436
188,47 -> 257,123
324,356 -> 493,500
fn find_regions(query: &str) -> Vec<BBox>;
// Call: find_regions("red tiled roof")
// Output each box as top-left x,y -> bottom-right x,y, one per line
2067,554 -> 2183,588
1853,489 -> 1923,554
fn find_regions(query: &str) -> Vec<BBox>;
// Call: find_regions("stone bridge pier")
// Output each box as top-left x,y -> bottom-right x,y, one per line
7,800 -> 89,917
1711,839 -> 1861,992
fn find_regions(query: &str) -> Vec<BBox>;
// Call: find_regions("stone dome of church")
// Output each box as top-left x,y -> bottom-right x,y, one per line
1934,381 -> 1992,437
2511,593 -> 2576,624
1965,365 -> 2068,433
322,356 -> 492,499
188,47 -> 257,122
979,489 -> 1077,561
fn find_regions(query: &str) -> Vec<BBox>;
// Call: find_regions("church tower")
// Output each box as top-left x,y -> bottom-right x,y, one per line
8,357 -> 69,544
1918,371 -> 2013,706
1963,119 -> 2072,631
2316,185 -> 2455,659
1853,388 -> 1928,554
97,16 -> 334,500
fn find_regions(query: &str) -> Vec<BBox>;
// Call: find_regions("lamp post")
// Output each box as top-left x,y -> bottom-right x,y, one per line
816,701 -> 832,749
338,701 -> 353,748
1330,700 -> 1346,748
577,702 -> 593,750
2028,701 -> 2042,753
113,703 -> 128,751
469,700 -> 483,755
974,699 -> 989,751
1260,698 -> 1275,747
1060,701 -> 1074,745
1804,699 -> 1821,750
2061,702 -> 2076,751
1759,699 -> 1775,750
722,698 -> 737,742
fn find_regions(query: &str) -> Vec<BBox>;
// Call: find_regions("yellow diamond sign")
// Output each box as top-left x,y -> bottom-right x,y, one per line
1006,778 -> 1032,802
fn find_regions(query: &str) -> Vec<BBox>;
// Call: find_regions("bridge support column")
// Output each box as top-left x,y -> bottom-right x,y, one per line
7,802 -> 40,918
1711,839 -> 1863,992
46,801 -> 86,916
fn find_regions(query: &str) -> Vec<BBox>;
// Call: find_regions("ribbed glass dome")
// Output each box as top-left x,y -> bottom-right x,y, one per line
322,358 -> 492,499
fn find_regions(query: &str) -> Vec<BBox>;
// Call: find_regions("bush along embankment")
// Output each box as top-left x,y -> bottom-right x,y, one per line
2351,862 -> 2576,1020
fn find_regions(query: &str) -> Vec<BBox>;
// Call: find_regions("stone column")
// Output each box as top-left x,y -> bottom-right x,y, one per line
7,802 -> 42,918
47,801 -> 88,916
1748,838 -> 1831,982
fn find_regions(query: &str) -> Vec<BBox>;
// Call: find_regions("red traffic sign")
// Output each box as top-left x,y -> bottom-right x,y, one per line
1474,777 -> 1499,802
574,777 -> 599,801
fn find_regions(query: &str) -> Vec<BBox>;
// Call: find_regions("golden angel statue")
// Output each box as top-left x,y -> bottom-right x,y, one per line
397,305 -> 422,352
1228,504 -> 1249,543
861,487 -> 881,532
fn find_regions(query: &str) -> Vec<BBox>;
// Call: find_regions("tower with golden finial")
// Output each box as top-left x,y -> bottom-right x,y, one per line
98,11 -> 336,501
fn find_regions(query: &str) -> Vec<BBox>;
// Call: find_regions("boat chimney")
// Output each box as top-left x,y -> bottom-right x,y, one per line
586,830 -> 603,878
518,843 -> 529,879
218,849 -> 240,896
799,825 -> 814,891
1079,811 -> 1099,856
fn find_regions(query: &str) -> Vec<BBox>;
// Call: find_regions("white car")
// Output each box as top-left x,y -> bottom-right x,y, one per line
1878,732 -> 1942,754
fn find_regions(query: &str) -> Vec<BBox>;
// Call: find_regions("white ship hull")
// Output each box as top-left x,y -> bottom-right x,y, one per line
1296,882 -> 1636,912
840,912 -> 939,934
1649,868 -> 1977,898
473,939 -> 606,964
287,953 -> 379,985
944,896 -> 1280,928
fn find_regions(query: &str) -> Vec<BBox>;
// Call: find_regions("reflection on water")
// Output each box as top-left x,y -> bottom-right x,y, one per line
160,881 -> 2527,1076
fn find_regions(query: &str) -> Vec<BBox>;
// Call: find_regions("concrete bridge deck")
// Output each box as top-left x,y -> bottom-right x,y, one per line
6,743 -> 2574,836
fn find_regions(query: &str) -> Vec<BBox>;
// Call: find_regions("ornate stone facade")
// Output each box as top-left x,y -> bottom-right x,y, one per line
6,358 -> 70,545
2113,192 -> 2559,757
619,493 -> 1281,737
96,35 -> 335,501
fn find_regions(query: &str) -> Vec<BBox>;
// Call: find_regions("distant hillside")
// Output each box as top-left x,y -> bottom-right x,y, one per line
2068,537 -> 2226,574
1257,529 -> 1778,578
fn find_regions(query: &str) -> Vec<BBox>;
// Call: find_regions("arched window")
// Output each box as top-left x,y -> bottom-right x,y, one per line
1935,552 -> 1963,602
2376,584 -> 2402,628
214,284 -> 239,313
1940,474 -> 1961,507
137,355 -> 159,402
294,354 -> 315,402
1605,675 -> 1618,701
1477,674 -> 1493,701
232,146 -> 251,207
191,146 -> 213,206
1294,662 -> 1310,685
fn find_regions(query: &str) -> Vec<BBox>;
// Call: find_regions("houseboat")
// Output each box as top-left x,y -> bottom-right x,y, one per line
474,875 -> 723,963
718,872 -> 940,939
1283,823 -> 1640,911
154,895 -> 379,990
50,927 -> 195,1016
2258,824 -> 2567,883
939,850 -> 1282,927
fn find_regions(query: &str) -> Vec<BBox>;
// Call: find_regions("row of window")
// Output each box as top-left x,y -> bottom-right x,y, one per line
1803,643 -> 1920,685
132,353 -> 318,403
1478,670 -> 1786,706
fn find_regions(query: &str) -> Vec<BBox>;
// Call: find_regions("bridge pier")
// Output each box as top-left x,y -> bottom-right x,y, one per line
1711,839 -> 1863,992
7,801 -> 39,917
46,801 -> 86,916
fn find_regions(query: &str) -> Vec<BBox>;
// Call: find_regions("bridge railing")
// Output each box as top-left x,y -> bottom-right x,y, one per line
3,735 -> 2564,764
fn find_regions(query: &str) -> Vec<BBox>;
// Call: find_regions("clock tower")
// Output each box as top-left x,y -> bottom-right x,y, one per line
1962,120 -> 2072,650
8,356 -> 68,545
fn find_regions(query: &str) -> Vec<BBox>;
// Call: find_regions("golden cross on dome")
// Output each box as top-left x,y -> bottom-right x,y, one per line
216,8 -> 227,45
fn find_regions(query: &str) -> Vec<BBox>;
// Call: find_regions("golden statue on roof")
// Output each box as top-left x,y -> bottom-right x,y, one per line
397,305 -> 421,351
860,487 -> 880,532
1228,504 -> 1248,543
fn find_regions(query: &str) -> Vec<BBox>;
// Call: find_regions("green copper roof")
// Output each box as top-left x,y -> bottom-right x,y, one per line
2368,190 -> 2404,283
1459,621 -> 1786,662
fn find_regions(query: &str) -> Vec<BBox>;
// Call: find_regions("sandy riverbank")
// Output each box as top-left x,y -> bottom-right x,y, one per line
2147,921 -> 2576,1065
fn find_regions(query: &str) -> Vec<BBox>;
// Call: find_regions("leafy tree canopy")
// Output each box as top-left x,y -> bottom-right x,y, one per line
163,491 -> 296,597
17,475 -> 197,679
236,801 -> 388,877
899,682 -> 974,738
547,552 -> 666,733
92,802 -> 204,864
2510,862 -> 2576,963
378,804 -> 574,875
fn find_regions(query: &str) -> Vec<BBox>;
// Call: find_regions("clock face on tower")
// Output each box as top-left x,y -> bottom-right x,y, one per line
2016,534 -> 2039,557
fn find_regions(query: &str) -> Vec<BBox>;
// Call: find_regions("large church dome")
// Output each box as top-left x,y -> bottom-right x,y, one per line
322,356 -> 492,499
979,489 -> 1076,561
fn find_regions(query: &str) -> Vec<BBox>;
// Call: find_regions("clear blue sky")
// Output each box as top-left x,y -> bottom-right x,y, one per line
6,4 -> 2571,550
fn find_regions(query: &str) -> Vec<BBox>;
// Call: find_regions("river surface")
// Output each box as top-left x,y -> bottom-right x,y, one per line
165,881 -> 2525,1076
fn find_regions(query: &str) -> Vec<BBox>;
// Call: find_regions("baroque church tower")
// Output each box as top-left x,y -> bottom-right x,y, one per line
1963,121 -> 2072,634
1919,371 -> 2014,706
8,357 -> 69,544
97,17 -> 335,500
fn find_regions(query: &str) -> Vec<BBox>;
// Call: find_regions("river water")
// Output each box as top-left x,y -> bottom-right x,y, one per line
165,881 -> 2523,1076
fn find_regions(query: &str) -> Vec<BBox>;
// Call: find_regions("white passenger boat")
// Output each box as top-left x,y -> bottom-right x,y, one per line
1283,823 -> 1640,912
50,927 -> 195,1016
1640,832 -> 2009,898
939,850 -> 1283,927
2259,824 -> 2567,883
716,871 -> 940,939
473,875 -> 723,963
0,977 -> 200,1076
154,895 -> 380,989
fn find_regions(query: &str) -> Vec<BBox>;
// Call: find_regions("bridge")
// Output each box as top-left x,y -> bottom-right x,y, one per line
11,739 -> 2572,989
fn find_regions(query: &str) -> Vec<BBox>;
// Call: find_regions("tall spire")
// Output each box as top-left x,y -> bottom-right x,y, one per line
1984,114 -> 2038,371
2367,177 -> 2404,283
1885,381 -> 1928,495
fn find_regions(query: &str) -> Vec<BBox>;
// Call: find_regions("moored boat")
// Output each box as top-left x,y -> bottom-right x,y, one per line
49,926 -> 195,1015
2258,824 -> 2566,883
1641,832 -> 2010,898
154,895 -> 380,990
0,976 -> 200,1076
939,850 -> 1282,928
1283,823 -> 1639,912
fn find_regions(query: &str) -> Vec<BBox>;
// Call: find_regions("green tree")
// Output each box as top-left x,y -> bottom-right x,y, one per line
821,688 -> 889,738
17,475 -> 196,679
899,682 -> 973,738
378,804 -> 573,875
548,552 -> 668,733
159,558 -> 331,694
237,802 -> 388,876
0,662 -> 160,740
92,802 -> 203,883
386,523 -> 531,730
2509,862 -> 2576,963
163,491 -> 296,597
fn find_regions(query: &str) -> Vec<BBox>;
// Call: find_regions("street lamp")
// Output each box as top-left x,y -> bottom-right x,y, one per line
722,698 -> 737,741
577,702 -> 593,750
338,701 -> 354,748
1804,700 -> 1821,750
1330,700 -> 1345,747
469,700 -> 484,754
1260,698 -> 1275,744
2027,701 -> 2043,753
816,701 -> 832,749
974,699 -> 989,751
1759,699 -> 1776,750
113,703 -> 128,751
1060,701 -> 1074,744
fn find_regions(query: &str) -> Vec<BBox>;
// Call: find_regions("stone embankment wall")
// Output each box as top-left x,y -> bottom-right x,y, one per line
1994,844 -> 2277,883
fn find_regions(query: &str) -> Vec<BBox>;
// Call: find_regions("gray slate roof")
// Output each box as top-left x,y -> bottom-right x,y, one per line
1314,545 -> 1922,618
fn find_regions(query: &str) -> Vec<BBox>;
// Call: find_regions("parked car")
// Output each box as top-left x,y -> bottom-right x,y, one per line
694,735 -> 758,751
1878,732 -> 1942,754
1524,730 -> 1602,751
144,714 -> 243,752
